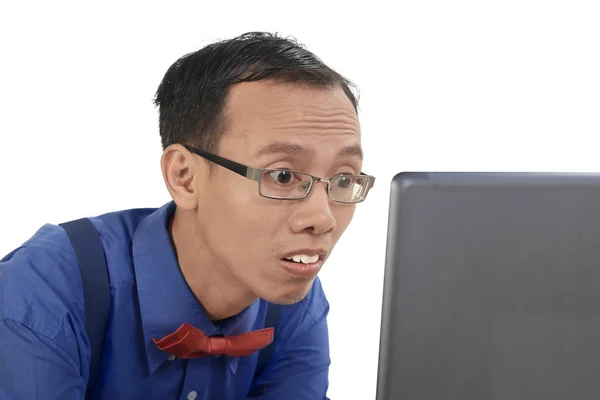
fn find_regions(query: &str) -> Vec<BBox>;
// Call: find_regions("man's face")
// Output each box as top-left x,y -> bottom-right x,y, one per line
196,80 -> 362,304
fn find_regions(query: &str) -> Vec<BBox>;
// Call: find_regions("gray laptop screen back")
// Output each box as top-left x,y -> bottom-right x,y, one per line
376,172 -> 600,400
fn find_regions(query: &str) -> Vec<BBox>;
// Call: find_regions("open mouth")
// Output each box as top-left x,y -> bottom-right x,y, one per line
279,254 -> 324,277
281,254 -> 320,264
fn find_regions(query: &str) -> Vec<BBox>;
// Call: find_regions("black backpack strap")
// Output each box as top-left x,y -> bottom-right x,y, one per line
60,218 -> 110,400
254,302 -> 281,380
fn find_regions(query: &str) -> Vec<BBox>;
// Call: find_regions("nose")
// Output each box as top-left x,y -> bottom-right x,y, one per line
288,181 -> 337,235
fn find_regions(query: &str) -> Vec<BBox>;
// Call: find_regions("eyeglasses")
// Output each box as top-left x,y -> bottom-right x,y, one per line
183,144 -> 375,204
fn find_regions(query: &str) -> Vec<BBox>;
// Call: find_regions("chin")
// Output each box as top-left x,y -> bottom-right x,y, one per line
262,279 -> 315,305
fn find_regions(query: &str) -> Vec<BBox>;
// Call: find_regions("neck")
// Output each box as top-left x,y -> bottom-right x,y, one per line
169,207 -> 258,320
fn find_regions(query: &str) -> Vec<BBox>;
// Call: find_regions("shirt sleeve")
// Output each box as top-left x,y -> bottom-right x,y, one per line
0,318 -> 85,399
247,278 -> 331,400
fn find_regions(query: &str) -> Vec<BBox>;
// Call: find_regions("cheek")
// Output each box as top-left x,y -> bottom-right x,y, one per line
208,173 -> 258,214
333,206 -> 356,237
203,181 -> 284,252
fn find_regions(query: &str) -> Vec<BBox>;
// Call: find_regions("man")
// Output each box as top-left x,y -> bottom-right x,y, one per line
0,32 -> 375,399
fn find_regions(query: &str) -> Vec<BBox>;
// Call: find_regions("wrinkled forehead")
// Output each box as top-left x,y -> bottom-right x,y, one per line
221,80 -> 361,159
253,140 -> 363,164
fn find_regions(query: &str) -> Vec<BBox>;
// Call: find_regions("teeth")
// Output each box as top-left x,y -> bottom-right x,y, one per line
302,254 -> 319,264
285,254 -> 320,264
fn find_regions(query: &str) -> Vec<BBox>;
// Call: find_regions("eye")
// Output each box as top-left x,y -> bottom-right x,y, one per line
268,170 -> 295,184
335,175 -> 355,189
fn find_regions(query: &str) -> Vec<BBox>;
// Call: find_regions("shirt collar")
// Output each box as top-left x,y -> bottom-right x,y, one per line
132,201 -> 261,375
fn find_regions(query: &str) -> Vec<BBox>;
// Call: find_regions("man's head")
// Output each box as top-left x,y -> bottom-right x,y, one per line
155,32 -> 373,309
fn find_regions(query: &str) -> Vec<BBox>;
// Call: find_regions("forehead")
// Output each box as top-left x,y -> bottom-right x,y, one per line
225,80 -> 357,117
221,80 -> 360,152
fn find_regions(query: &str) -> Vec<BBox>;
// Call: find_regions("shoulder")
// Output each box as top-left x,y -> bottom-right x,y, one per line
0,206 -> 157,336
0,223 -> 82,337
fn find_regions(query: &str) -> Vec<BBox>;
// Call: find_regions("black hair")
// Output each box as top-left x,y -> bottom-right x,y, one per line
154,32 -> 359,152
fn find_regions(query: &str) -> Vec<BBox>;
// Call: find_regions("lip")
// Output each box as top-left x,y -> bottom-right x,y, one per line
279,249 -> 328,278
280,248 -> 328,259
279,257 -> 324,278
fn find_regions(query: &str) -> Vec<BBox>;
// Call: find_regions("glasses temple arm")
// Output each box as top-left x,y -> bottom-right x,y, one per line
183,145 -> 247,176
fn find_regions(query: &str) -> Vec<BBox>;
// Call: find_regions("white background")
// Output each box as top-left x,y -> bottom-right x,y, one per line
1,1 -> 599,398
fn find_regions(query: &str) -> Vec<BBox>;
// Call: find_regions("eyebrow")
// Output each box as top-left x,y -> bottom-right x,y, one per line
256,141 -> 363,161
337,144 -> 364,161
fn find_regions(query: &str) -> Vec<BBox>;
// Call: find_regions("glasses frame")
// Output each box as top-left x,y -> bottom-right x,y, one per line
183,144 -> 375,204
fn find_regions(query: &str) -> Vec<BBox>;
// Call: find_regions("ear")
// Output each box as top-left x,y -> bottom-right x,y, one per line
160,144 -> 206,210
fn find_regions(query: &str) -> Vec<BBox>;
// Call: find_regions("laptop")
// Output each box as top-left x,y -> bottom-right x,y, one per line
376,172 -> 600,400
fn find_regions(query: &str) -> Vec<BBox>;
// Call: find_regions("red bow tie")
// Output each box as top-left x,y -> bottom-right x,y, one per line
152,323 -> 274,359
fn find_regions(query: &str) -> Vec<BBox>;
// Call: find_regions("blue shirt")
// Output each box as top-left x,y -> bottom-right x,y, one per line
0,202 -> 331,399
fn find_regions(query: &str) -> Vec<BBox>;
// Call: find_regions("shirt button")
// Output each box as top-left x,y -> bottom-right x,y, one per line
187,391 -> 198,400
167,355 -> 176,361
